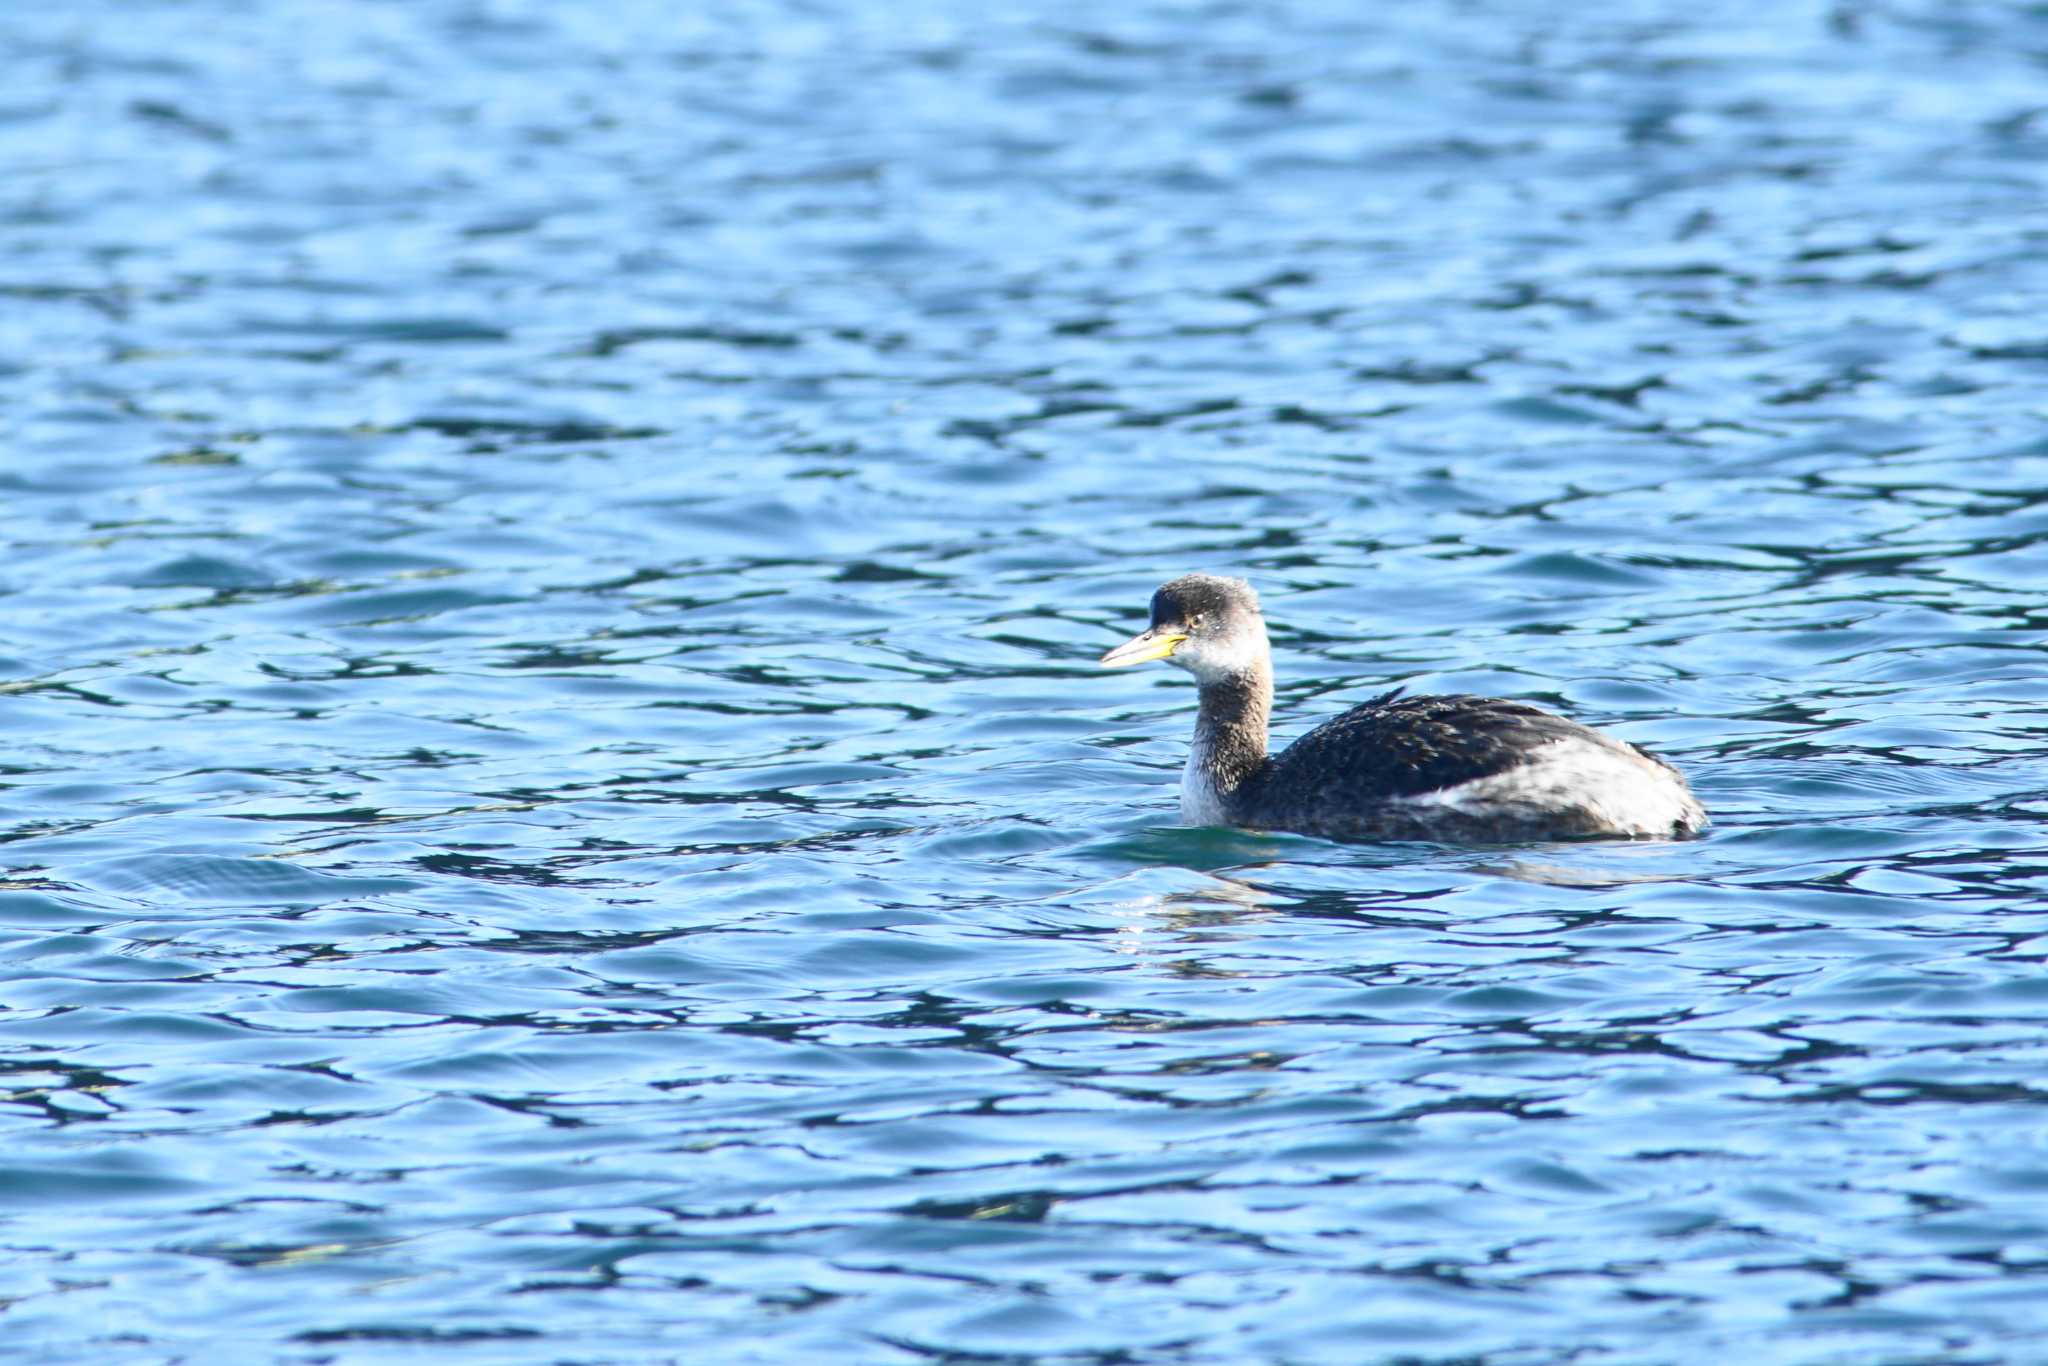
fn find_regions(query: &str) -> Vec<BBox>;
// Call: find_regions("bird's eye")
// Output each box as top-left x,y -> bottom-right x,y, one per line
1190,614 -> 1205,629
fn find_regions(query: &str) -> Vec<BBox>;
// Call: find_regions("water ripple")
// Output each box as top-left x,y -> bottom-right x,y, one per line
6,1 -> 2048,1362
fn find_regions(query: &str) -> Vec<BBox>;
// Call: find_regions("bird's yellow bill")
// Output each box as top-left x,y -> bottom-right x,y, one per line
1099,627 -> 1186,668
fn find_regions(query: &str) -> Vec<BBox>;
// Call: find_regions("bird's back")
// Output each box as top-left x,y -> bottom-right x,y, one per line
1237,691 -> 1703,842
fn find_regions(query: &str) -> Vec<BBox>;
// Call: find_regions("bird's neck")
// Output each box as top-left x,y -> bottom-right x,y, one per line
1183,660 -> 1272,822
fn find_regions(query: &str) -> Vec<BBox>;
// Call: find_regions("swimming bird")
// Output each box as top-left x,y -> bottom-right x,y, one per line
1099,574 -> 1706,842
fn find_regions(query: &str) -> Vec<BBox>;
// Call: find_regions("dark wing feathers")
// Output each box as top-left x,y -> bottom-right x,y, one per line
1257,693 -> 1626,803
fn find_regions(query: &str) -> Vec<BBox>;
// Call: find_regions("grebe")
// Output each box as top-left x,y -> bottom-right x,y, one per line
1099,574 -> 1706,843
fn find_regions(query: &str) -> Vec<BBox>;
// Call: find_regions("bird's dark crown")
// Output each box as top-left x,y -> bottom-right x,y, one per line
1149,574 -> 1260,632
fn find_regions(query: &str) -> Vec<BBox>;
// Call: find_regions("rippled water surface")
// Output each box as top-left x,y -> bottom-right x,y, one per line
8,2 -> 2048,1361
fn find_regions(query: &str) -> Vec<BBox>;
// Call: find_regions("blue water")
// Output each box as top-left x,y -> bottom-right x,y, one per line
7,2 -> 2048,1361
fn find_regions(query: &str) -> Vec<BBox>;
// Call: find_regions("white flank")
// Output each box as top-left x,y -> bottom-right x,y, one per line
1395,736 -> 1702,836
